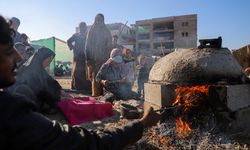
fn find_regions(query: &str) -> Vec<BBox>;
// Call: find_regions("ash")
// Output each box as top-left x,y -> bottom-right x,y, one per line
126,105 -> 248,150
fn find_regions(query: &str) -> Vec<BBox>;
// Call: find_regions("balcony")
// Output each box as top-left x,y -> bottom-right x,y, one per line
137,25 -> 151,33
153,22 -> 174,32
138,33 -> 150,42
153,32 -> 174,42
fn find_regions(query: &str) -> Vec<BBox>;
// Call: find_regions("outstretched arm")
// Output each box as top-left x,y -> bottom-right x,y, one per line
2,94 -> 161,150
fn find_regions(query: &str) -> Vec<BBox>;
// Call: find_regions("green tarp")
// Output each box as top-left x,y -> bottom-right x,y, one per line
32,37 -> 73,74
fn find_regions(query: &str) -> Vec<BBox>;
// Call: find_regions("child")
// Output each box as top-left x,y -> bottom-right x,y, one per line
123,48 -> 136,89
137,55 -> 150,98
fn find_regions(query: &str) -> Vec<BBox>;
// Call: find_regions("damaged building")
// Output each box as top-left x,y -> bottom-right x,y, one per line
106,23 -> 136,50
136,14 -> 197,56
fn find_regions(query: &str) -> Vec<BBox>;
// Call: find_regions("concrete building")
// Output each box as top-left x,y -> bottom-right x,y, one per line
135,14 -> 197,56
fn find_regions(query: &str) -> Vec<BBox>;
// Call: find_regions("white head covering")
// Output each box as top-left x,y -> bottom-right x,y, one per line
110,48 -> 123,63
111,55 -> 123,63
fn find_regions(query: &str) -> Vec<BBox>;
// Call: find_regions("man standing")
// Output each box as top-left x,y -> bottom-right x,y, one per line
67,22 -> 91,93
85,13 -> 112,96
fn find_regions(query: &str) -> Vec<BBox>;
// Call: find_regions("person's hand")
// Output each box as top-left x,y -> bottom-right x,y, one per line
101,80 -> 109,86
140,107 -> 161,128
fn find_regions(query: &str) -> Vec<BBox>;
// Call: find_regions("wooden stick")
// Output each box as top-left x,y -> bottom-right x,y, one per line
154,99 -> 197,113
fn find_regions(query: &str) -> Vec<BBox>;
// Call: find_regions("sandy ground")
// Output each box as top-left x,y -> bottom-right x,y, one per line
56,77 -> 72,90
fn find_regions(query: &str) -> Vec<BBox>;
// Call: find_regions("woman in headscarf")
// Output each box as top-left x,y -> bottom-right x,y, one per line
96,48 -> 139,102
85,13 -> 112,96
67,22 -> 91,92
6,47 -> 62,113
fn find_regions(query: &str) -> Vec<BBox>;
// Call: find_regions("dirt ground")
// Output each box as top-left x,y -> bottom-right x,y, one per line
53,77 -> 249,150
56,77 -> 72,90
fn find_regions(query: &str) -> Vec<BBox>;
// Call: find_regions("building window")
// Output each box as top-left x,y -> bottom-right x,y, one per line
138,34 -> 150,40
182,22 -> 189,27
138,43 -> 150,50
153,22 -> 174,31
153,31 -> 174,41
137,25 -> 151,32
182,32 -> 188,37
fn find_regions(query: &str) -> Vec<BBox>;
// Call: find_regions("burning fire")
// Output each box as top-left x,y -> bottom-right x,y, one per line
176,117 -> 191,137
172,85 -> 209,137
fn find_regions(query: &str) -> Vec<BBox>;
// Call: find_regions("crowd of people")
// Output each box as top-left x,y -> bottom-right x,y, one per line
1,13 -> 155,114
0,14 -> 161,149
67,13 -> 153,102
3,13 -> 153,114
54,63 -> 71,77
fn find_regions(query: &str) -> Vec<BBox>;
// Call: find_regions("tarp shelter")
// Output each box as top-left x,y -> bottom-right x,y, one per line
232,44 -> 250,69
32,37 -> 73,75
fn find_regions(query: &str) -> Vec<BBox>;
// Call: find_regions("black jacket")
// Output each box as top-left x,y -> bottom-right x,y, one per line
0,91 -> 143,150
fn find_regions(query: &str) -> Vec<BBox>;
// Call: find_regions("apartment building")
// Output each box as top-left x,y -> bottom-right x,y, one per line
136,14 -> 197,56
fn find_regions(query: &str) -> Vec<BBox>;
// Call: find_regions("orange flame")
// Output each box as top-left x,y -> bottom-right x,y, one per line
173,85 -> 209,137
176,117 -> 191,137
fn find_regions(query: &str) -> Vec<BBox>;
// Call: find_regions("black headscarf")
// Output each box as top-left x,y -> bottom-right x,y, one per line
7,47 -> 61,106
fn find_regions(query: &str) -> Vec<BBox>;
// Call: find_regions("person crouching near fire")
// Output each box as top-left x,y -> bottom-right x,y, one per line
96,48 -> 140,102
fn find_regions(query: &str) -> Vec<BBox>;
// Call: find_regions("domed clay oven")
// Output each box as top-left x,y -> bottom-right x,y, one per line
149,47 -> 246,85
145,37 -> 248,108
144,37 -> 250,135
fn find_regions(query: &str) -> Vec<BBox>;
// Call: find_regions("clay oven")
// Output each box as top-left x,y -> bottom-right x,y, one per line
144,37 -> 250,135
